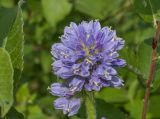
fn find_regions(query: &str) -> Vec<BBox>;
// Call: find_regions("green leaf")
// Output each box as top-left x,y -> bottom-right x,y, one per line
0,48 -> 13,117
37,96 -> 55,114
28,106 -> 48,119
70,117 -> 81,119
122,38 -> 152,81
0,7 -> 17,46
124,28 -> 154,44
95,88 -> 128,103
4,1 -> 24,87
134,0 -> 160,24
121,46 -> 138,70
3,107 -> 24,119
40,51 -> 52,73
96,99 -> 125,119
137,41 -> 152,78
127,80 -> 138,101
41,0 -> 72,27
0,0 -> 14,8
75,0 -> 122,19
16,83 -> 36,104
124,99 -> 143,119
148,96 -> 160,118
16,83 -> 36,114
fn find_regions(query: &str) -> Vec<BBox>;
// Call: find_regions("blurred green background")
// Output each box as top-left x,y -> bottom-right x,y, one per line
0,0 -> 160,119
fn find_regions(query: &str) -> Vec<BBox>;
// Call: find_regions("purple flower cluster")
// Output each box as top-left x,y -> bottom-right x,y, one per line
50,21 -> 126,116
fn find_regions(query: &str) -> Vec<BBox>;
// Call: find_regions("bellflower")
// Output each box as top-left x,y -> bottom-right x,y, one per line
54,97 -> 81,116
49,20 -> 126,116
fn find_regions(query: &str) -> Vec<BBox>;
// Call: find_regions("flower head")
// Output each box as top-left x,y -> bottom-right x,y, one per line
50,20 -> 126,116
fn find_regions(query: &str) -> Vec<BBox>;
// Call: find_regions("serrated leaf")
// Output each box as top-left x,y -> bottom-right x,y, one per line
75,0 -> 122,19
0,48 -> 13,117
4,2 -> 24,88
95,88 -> 128,103
41,0 -> 72,27
0,7 -> 17,46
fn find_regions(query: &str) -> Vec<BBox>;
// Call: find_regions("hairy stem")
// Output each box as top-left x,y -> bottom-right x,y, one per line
85,92 -> 96,119
141,22 -> 160,119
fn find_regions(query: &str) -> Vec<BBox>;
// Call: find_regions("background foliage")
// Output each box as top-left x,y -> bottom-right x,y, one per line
0,0 -> 160,119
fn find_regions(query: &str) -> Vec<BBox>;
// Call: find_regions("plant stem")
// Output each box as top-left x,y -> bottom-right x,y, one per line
85,92 -> 97,119
141,21 -> 160,119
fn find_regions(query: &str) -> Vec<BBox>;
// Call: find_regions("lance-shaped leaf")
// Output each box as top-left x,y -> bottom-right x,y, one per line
4,1 -> 24,88
0,48 -> 13,117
